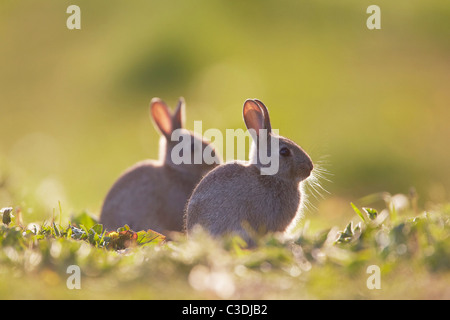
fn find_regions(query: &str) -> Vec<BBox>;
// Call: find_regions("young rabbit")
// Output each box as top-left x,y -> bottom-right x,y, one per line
185,99 -> 313,244
100,97 -> 220,234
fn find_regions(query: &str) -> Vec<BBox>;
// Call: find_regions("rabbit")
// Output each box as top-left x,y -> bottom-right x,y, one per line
100,97 -> 221,234
185,99 -> 313,244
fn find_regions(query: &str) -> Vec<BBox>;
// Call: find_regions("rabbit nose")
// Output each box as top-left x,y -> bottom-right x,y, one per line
300,160 -> 313,177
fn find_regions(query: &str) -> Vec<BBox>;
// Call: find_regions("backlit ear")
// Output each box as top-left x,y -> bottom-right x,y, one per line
243,99 -> 265,138
254,99 -> 272,133
172,97 -> 185,130
150,98 -> 172,139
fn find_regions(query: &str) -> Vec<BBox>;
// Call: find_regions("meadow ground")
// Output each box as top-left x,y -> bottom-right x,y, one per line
1,193 -> 449,300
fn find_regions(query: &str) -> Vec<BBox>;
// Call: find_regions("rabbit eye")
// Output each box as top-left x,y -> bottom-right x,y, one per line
280,147 -> 291,157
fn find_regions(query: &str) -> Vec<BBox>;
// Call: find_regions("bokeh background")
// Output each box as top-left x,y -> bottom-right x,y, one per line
1,0 -> 449,229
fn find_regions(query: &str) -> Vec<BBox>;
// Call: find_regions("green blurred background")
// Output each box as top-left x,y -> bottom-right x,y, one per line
0,0 -> 449,227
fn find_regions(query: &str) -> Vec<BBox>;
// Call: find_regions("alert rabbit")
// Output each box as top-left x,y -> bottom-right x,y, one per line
100,97 -> 220,234
185,99 -> 313,244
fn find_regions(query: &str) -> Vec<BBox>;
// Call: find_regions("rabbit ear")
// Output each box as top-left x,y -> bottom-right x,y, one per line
243,99 -> 266,138
172,97 -> 185,130
150,98 -> 173,139
254,99 -> 272,133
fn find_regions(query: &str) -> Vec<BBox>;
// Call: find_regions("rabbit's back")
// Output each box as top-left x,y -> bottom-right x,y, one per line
186,162 -> 249,234
100,160 -> 186,232
186,162 -> 302,239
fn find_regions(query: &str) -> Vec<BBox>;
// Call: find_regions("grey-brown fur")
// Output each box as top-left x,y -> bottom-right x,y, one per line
185,99 -> 313,244
100,97 -> 220,234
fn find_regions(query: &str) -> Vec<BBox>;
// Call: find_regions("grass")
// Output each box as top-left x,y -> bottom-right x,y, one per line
1,193 -> 449,299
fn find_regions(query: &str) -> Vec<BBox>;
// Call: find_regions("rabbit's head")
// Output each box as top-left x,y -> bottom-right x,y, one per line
243,99 -> 313,183
151,97 -> 220,176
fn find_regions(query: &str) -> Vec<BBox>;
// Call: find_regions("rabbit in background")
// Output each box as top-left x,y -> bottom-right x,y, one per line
100,97 -> 221,234
185,99 -> 314,245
